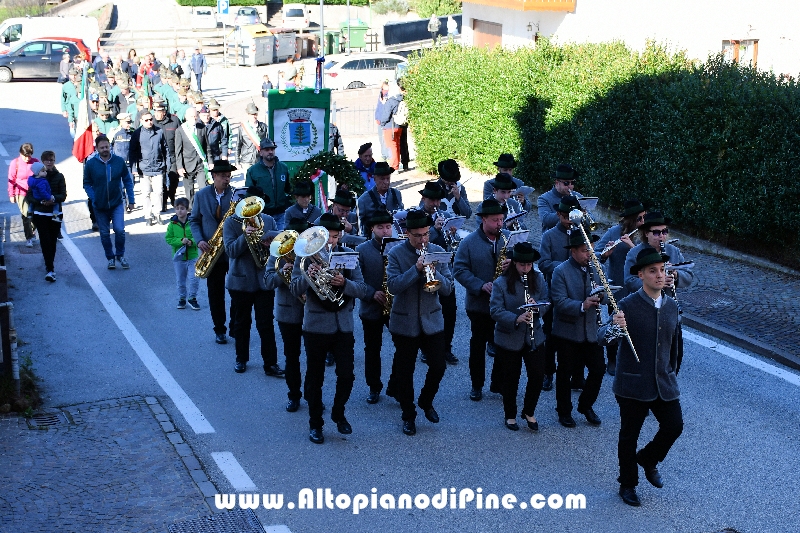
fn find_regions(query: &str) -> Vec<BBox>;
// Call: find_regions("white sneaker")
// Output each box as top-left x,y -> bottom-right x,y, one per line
45,272 -> 56,282
25,239 -> 34,248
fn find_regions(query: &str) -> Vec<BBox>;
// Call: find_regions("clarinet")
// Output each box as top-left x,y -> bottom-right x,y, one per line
659,241 -> 678,301
587,267 -> 602,327
521,274 -> 536,347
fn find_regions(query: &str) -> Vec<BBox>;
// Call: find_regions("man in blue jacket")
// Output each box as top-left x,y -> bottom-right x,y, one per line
130,109 -> 169,225
83,135 -> 136,269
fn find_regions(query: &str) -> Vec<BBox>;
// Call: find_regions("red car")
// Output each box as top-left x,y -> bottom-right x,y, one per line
37,36 -> 92,59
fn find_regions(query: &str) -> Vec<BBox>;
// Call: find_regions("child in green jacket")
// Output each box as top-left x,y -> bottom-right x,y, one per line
165,197 -> 200,309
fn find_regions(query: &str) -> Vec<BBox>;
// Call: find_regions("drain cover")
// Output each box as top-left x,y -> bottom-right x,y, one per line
28,413 -> 67,428
168,509 -> 264,533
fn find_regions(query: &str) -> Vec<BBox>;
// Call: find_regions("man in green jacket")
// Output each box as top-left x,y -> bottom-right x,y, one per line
245,138 -> 291,230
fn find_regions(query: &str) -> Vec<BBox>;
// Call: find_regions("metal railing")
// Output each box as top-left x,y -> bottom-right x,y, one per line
331,104 -> 380,136
99,28 -> 228,63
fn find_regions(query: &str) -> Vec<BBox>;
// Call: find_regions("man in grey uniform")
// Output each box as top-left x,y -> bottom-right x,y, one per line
537,163 -> 584,232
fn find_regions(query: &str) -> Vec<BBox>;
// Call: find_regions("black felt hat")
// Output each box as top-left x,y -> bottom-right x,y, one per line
565,229 -> 600,249
367,208 -> 394,226
551,163 -> 579,181
292,179 -> 313,196
493,153 -> 518,169
358,142 -> 372,156
489,172 -> 516,191
555,195 -> 582,214
630,246 -> 671,274
476,198 -> 508,216
319,213 -> 345,231
640,211 -> 672,230
405,209 -> 433,230
245,185 -> 270,204
373,161 -> 394,176
510,242 -> 540,263
619,199 -> 646,219
210,160 -> 238,174
286,217 -> 312,232
419,181 -> 446,199
331,188 -> 356,208
438,158 -> 460,182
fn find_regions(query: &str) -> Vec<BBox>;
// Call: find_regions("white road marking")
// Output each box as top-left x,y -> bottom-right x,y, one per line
59,232 -> 216,434
211,452 -> 258,491
684,329 -> 800,387
263,526 -> 292,533
4,160 -> 13,166
0,142 -> 8,157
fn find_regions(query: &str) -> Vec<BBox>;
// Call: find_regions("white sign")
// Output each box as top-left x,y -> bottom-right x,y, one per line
272,107 -> 326,162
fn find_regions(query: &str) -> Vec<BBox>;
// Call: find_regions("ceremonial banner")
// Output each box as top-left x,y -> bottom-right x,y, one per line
267,87 -> 331,178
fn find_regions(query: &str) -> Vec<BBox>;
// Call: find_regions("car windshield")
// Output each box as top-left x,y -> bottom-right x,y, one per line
286,9 -> 304,17
324,61 -> 338,70
7,40 -> 27,54
196,10 -> 212,16
240,8 -> 257,15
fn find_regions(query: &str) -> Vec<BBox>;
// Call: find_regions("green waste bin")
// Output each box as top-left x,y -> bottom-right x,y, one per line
339,19 -> 369,49
325,31 -> 340,55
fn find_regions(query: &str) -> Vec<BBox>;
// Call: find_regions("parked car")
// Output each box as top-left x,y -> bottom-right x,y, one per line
32,36 -> 91,60
0,16 -> 100,55
192,8 -> 217,30
234,7 -> 261,27
281,3 -> 310,29
323,53 -> 406,90
0,39 -> 84,82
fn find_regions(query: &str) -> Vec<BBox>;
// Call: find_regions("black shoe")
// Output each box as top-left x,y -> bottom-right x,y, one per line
505,420 -> 519,431
423,407 -> 439,423
522,413 -> 539,431
469,388 -> 483,401
366,391 -> 380,404
419,353 -> 428,364
489,383 -> 501,394
571,377 -> 586,391
558,414 -> 577,428
309,428 -> 324,444
234,361 -> 246,373
264,364 -> 285,378
578,406 -> 601,426
542,374 -> 553,391
445,352 -> 459,365
325,353 -> 335,366
402,420 -> 416,436
286,399 -> 300,412
637,452 -> 663,488
215,334 -> 228,345
619,485 -> 641,507
334,418 -> 352,435
486,343 -> 496,357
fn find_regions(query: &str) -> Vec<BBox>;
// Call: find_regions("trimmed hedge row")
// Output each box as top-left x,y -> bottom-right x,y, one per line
176,0 -> 369,6
403,41 -> 800,261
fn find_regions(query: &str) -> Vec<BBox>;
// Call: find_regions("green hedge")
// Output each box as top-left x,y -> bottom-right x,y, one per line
177,0 -> 369,6
403,41 -> 800,262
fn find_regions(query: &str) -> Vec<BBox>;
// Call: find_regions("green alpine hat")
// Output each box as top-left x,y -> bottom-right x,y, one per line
640,211 -> 672,230
551,163 -> 579,181
476,198 -> 508,216
292,179 -> 313,196
620,199 -> 646,219
510,242 -> 540,263
405,209 -> 433,230
630,247 -> 671,274
367,208 -> 393,226
489,172 -> 516,191
565,229 -> 600,249
373,161 -> 394,176
286,217 -> 312,233
331,189 -> 356,208
555,195 -> 582,214
419,181 -> 446,199
319,213 -> 345,231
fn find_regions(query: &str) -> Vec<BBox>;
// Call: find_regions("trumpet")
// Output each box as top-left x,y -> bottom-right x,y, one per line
600,228 -> 638,255
433,211 -> 462,251
506,202 -> 521,231
417,243 -> 441,292
571,190 -> 598,231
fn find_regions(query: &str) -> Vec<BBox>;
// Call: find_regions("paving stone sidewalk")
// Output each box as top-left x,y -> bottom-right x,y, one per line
0,396 -> 214,533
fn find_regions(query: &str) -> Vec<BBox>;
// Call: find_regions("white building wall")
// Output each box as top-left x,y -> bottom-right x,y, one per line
462,0 -> 800,75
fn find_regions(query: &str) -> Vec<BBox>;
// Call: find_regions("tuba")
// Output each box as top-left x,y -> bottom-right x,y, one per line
294,226 -> 347,311
417,243 -> 441,293
236,196 -> 269,269
269,230 -> 299,286
195,195 -> 237,279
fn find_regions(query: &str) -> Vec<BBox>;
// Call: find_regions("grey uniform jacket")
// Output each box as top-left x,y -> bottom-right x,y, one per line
264,254 -> 304,324
223,213 -> 276,292
356,238 -> 386,321
600,289 -> 680,402
386,240 -> 453,337
537,186 -> 583,232
314,212 -> 364,248
290,245 -> 368,334
483,175 -> 523,200
453,226 -> 511,314
438,180 -> 472,218
538,223 -> 571,281
285,203 -> 322,225
551,257 -> 603,343
624,242 -> 693,294
490,272 -> 548,351
357,187 -> 404,231
189,185 -> 235,243
596,224 -> 635,299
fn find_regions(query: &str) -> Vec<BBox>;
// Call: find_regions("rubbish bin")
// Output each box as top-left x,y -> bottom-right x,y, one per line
325,31 -> 340,55
339,19 -> 369,50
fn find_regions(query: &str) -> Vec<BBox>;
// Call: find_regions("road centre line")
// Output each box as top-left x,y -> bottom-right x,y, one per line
684,329 -> 800,387
59,232 -> 216,434
211,452 -> 258,491
0,141 -> 8,157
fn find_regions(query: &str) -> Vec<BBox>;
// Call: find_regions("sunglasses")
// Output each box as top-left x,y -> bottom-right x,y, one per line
142,118 -> 153,122
560,180 -> 576,186
649,229 -> 669,236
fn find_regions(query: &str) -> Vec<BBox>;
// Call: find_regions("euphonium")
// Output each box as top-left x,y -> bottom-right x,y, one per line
294,226 -> 347,311
236,196 -> 269,269
417,244 -> 441,293
269,230 -> 299,286
195,196 -> 237,279
494,233 -> 508,280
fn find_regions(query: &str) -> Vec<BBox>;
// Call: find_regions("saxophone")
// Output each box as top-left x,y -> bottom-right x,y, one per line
195,195 -> 236,279
494,233 -> 508,280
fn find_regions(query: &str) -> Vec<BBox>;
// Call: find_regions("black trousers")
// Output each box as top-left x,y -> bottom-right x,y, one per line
544,312 -> 583,382
32,215 -> 59,272
163,168 -> 179,209
466,311 -> 501,390
399,125 -> 410,169
390,332 -> 447,421
362,315 -> 388,393
206,257 -> 232,335
87,198 -> 97,224
279,321 -> 304,401
229,289 -> 277,366
439,290 -> 457,353
555,338 -> 605,416
498,344 -> 544,420
616,395 -> 683,487
303,331 -> 355,429
182,171 -> 201,211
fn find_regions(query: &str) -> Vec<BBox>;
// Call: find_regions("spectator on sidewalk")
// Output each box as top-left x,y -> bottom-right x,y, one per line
153,101 -> 182,211
209,99 -> 233,167
261,74 -> 273,97
236,103 -> 267,177
378,84 -> 403,170
177,49 -> 191,82
355,142 -> 376,190
428,14 -> 441,45
7,143 -> 39,247
374,81 -> 390,161
190,46 -> 207,92
58,52 -> 71,83
329,123 -> 344,156
27,153 -> 66,282
166,197 -> 200,311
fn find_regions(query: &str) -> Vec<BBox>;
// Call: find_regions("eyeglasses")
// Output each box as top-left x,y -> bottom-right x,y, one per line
408,231 -> 430,239
142,118 -> 153,122
560,180 -> 576,186
649,229 -> 669,236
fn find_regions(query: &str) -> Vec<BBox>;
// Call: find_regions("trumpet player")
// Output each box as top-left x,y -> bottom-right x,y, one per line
386,210 -> 453,436
482,153 -> 523,200
290,214 -> 368,444
355,209 -> 395,404
489,173 -> 527,231
537,163 -> 584,232
264,217 -> 312,413
224,186 -> 283,377
189,160 -> 237,345
600,248 -> 684,507
596,199 -> 647,376
454,199 -> 511,402
356,161 -> 404,234
489,243 -> 547,432
436,159 -> 472,218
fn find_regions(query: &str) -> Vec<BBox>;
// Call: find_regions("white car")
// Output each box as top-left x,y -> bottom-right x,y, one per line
323,53 -> 406,90
192,8 -> 217,30
281,4 -> 310,30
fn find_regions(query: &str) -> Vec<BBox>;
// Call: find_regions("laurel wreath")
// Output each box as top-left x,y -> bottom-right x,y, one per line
293,151 -> 365,196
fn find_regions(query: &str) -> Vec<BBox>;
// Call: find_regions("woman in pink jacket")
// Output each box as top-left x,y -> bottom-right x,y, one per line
7,143 -> 39,247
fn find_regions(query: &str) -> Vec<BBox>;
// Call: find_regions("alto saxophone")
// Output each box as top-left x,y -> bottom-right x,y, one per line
195,195 -> 237,279
494,233 -> 508,280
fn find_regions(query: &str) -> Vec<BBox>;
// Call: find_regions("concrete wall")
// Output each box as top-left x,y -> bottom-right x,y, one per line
462,0 -> 800,75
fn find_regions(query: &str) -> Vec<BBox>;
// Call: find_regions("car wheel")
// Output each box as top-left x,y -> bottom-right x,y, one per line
0,67 -> 12,83
346,81 -> 366,90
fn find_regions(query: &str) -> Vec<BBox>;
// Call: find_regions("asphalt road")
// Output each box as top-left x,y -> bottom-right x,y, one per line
2,76 -> 799,533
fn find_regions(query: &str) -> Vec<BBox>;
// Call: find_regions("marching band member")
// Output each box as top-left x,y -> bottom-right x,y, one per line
596,199 -> 647,375
537,163 -> 584,232
290,214 -> 368,444
283,179 -> 321,226
357,161 -> 404,234
454,199 -> 511,402
319,187 -> 361,250
482,153 -> 523,199
189,160 -> 237,344
436,159 -> 472,218
355,209 -> 395,404
551,230 -> 605,428
223,186 -> 283,377
386,210 -> 453,436
601,247 -> 684,507
265,217 -> 312,413
489,173 -> 527,230
490,242 -> 547,432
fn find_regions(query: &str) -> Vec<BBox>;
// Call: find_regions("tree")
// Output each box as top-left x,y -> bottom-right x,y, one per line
410,0 -> 461,18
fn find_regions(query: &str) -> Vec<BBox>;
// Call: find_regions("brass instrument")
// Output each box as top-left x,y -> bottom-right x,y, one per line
600,228 -> 638,255
195,195 -> 237,279
494,232 -> 508,280
505,202 -> 523,232
269,230 -> 299,286
236,196 -> 269,269
417,243 -> 442,292
294,226 -> 347,311
571,191 -> 598,231
569,209 -> 639,362
433,211 -> 462,251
